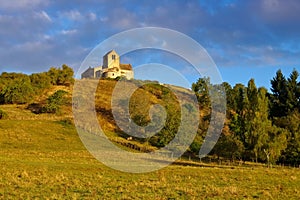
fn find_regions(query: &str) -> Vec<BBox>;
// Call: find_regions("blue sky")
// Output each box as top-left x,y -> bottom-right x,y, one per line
0,0 -> 299,89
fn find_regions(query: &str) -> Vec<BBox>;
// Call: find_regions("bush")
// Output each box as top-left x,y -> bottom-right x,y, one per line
57,118 -> 74,127
0,109 -> 7,119
0,76 -> 34,104
43,90 -> 68,114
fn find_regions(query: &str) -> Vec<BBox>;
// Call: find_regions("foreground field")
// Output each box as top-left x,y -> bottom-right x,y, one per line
0,106 -> 300,199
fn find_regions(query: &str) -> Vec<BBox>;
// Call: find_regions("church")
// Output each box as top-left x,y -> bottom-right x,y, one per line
81,50 -> 134,80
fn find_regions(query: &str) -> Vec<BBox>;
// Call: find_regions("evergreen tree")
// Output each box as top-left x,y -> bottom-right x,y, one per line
192,77 -> 210,108
270,70 -> 288,117
221,82 -> 233,116
286,69 -> 299,113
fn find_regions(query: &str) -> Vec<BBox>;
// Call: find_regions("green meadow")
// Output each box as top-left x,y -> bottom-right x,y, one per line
1,105 -> 300,199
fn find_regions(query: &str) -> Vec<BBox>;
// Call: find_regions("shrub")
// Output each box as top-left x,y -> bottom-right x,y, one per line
44,90 -> 68,114
0,76 -> 34,104
57,118 -> 74,127
0,109 -> 7,119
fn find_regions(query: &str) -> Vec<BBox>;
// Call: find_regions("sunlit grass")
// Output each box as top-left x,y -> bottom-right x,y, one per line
1,116 -> 300,199
1,83 -> 300,199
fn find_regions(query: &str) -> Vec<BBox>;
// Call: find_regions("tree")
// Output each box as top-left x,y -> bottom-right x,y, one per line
263,126 -> 288,164
270,70 -> 288,117
229,84 -> 249,149
191,77 -> 212,152
251,87 -> 272,162
57,64 -> 74,86
47,67 -> 60,85
213,122 -> 244,160
30,72 -> 51,91
278,111 -> 300,165
243,79 -> 259,161
192,77 -> 211,108
286,69 -> 299,113
221,82 -> 234,116
247,79 -> 258,116
0,75 -> 34,104
47,65 -> 74,86
270,69 -> 300,165
189,68 -> 299,165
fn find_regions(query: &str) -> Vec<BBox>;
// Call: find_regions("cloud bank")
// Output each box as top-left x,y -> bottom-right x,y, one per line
0,0 -> 299,86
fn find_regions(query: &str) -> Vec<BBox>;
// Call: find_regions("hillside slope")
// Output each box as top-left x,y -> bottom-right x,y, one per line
0,79 -> 205,155
0,103 -> 300,199
73,79 -> 203,154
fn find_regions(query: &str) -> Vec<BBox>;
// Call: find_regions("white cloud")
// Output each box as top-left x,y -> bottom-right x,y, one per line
105,8 -> 137,29
61,10 -> 83,21
88,12 -> 97,21
60,29 -> 78,35
14,41 -> 51,51
100,17 -> 108,22
43,34 -> 51,40
35,10 -> 52,22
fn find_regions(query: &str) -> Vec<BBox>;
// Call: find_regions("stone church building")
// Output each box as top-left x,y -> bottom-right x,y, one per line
81,50 -> 134,79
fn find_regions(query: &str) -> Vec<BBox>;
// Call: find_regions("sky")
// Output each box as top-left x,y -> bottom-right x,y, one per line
0,0 -> 300,89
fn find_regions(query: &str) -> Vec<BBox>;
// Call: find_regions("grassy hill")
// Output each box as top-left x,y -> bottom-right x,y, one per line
0,79 -> 300,199
73,79 -> 202,153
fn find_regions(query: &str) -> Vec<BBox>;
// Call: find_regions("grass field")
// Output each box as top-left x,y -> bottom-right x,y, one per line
1,105 -> 300,199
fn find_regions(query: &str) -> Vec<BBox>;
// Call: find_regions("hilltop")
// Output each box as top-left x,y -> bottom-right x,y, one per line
0,67 -> 299,166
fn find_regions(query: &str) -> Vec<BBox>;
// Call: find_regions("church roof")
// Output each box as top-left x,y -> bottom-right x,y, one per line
103,49 -> 117,57
120,63 -> 132,70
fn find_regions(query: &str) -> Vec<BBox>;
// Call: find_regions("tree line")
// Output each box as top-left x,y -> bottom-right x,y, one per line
0,65 -> 74,104
192,69 -> 300,166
